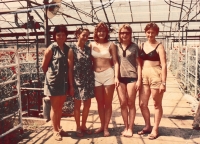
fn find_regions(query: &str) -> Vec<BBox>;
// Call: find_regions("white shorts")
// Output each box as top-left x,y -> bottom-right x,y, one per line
94,68 -> 115,87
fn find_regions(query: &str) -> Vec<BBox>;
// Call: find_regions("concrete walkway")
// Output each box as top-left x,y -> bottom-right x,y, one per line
19,70 -> 200,144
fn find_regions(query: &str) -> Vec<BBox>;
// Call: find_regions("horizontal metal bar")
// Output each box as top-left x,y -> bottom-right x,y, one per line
0,94 -> 19,103
0,79 -> 17,86
21,87 -> 44,91
0,64 -> 18,69
18,51 -> 36,53
20,72 -> 44,75
0,48 -> 16,51
0,124 -> 22,138
1,20 -> 200,30
0,111 -> 19,121
0,0 -> 27,3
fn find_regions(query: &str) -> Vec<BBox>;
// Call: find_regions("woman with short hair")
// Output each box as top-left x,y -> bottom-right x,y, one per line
116,24 -> 142,137
42,25 -> 74,141
138,22 -> 167,140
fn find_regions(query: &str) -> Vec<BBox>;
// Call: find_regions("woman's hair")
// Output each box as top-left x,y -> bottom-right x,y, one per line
118,24 -> 132,43
74,27 -> 90,38
53,25 -> 68,41
93,22 -> 109,42
144,22 -> 159,35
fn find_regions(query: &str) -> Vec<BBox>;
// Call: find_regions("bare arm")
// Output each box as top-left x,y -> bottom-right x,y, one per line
136,57 -> 142,82
158,44 -> 167,83
41,46 -> 52,73
68,48 -> 74,87
135,45 -> 142,90
158,44 -> 167,93
110,42 -> 119,87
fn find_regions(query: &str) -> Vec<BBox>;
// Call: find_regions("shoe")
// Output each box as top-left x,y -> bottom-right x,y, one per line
148,133 -> 159,140
121,130 -> 127,136
53,132 -> 62,141
192,126 -> 200,130
137,129 -> 152,135
82,129 -> 92,135
76,130 -> 84,137
59,129 -> 68,136
94,128 -> 104,134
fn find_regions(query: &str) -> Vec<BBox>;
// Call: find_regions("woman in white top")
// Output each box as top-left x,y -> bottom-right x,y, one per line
90,22 -> 119,137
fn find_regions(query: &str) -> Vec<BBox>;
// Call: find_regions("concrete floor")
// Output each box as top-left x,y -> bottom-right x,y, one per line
19,70 -> 200,144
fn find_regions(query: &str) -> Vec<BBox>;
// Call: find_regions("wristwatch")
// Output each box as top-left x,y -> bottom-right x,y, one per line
161,82 -> 166,86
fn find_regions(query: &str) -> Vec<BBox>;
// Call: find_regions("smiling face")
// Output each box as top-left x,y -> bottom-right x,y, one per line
78,30 -> 90,43
55,32 -> 67,44
145,28 -> 157,41
97,27 -> 107,41
119,28 -> 132,43
94,22 -> 109,43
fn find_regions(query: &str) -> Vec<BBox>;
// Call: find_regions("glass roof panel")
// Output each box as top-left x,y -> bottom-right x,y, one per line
0,0 -> 200,45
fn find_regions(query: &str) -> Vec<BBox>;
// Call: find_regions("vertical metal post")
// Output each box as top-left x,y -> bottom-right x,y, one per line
16,36 -> 19,49
44,0 -> 49,48
182,26 -> 184,45
185,27 -> 188,46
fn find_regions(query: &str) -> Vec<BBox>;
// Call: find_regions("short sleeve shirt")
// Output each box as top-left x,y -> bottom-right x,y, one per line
116,42 -> 139,78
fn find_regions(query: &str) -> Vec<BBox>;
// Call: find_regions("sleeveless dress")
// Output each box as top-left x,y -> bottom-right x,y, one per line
72,44 -> 95,100
44,42 -> 69,96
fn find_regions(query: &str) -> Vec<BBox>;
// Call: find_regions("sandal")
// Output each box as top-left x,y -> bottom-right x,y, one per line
59,129 -> 68,136
82,129 -> 92,135
76,130 -> 84,137
53,132 -> 62,141
121,130 -> 127,136
94,128 -> 104,134
137,129 -> 151,135
148,133 -> 159,140
192,124 -> 200,130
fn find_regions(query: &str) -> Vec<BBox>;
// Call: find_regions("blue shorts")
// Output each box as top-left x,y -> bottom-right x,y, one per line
119,77 -> 137,85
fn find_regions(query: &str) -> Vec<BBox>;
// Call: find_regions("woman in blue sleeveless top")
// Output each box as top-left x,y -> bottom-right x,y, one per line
42,25 -> 74,141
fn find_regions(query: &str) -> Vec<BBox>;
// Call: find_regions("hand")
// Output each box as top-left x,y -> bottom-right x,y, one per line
159,84 -> 166,93
115,77 -> 119,87
135,80 -> 141,91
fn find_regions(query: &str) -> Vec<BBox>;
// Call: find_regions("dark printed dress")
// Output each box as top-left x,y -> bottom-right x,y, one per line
72,44 -> 95,100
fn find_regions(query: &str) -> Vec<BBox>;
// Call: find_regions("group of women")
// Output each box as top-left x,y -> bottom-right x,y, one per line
42,22 -> 167,141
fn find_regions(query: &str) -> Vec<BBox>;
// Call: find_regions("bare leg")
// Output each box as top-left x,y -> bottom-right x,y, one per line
150,89 -> 164,136
139,85 -> 151,131
94,86 -> 105,133
50,96 -> 60,133
116,83 -> 128,135
50,96 -> 62,140
57,96 -> 67,130
125,82 -> 137,137
104,84 -> 115,137
81,99 -> 91,130
74,100 -> 82,132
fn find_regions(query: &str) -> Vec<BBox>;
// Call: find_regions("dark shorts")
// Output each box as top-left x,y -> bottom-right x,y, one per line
119,77 -> 137,85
